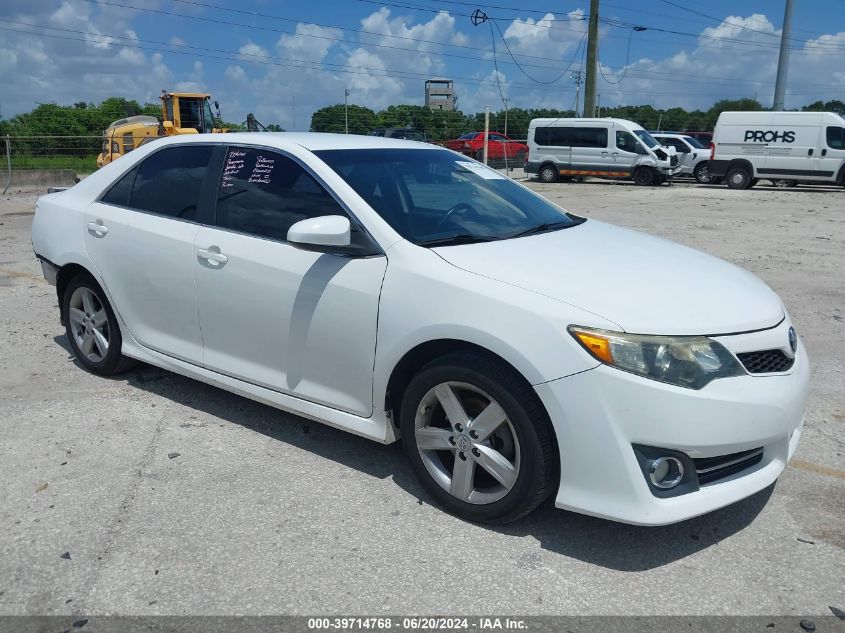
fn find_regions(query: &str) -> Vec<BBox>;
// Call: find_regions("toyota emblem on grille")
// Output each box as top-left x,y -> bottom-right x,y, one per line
788,327 -> 797,353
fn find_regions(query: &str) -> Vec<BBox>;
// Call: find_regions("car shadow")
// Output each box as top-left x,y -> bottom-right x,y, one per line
53,334 -> 773,572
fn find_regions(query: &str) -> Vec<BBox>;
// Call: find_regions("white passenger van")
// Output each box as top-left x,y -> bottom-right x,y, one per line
709,111 -> 845,189
526,118 -> 680,185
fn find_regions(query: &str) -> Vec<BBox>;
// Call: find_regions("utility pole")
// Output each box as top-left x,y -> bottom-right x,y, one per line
773,0 -> 794,110
583,0 -> 599,117
483,105 -> 490,165
502,98 -> 510,137
571,70 -> 583,116
344,88 -> 350,134
292,95 -> 295,132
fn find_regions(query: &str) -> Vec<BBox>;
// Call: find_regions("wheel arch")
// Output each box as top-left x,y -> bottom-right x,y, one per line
726,158 -> 755,177
384,338 -> 553,433
56,262 -> 94,325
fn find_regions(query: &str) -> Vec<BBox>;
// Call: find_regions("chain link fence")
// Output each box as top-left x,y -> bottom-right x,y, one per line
3,135 -> 102,193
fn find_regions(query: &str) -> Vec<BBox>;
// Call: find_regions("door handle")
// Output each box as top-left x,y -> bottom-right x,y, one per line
87,221 -> 109,236
808,148 -> 814,156
821,148 -> 827,156
197,247 -> 228,265
611,152 -> 619,157
601,151 -> 608,156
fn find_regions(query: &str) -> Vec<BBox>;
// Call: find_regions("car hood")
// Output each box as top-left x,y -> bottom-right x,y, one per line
433,220 -> 784,335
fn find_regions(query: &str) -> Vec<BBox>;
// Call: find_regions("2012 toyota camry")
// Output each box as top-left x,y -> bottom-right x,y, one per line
31,134 -> 809,525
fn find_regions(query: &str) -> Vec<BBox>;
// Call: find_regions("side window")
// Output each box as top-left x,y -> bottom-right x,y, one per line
130,145 -> 215,220
826,126 -> 845,150
123,132 -> 135,153
101,166 -> 138,207
215,147 -> 347,242
571,127 -> 608,148
616,131 -> 646,154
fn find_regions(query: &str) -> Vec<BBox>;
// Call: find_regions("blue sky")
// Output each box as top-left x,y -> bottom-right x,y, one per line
1,0 -> 843,129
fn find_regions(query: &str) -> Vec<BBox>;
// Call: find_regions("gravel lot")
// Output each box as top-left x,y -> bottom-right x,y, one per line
0,177 -> 843,617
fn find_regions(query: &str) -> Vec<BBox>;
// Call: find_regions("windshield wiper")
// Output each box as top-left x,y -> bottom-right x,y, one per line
419,234 -> 498,247
509,221 -> 572,239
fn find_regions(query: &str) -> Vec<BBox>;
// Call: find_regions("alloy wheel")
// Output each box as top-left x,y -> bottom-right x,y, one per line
414,381 -> 520,505
68,286 -> 110,363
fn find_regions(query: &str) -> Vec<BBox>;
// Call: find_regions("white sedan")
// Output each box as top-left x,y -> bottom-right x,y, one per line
31,133 -> 809,525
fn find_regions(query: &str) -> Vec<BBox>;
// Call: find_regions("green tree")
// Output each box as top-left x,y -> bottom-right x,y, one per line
310,104 -> 377,134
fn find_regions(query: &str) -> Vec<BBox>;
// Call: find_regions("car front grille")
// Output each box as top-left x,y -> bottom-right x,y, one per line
694,447 -> 764,485
736,349 -> 794,374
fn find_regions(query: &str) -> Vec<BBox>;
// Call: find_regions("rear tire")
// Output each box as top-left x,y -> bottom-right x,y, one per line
726,167 -> 752,189
400,351 -> 557,524
538,164 -> 559,183
693,161 -> 714,184
63,272 -> 137,376
633,166 -> 656,186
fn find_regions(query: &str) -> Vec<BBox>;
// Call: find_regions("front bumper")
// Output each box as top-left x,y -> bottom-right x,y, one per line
535,321 -> 809,525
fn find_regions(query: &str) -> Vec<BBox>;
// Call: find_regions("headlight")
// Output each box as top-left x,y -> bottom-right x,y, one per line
569,326 -> 745,389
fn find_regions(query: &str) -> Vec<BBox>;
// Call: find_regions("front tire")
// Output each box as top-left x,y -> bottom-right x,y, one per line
726,167 -> 752,189
63,272 -> 136,375
400,351 -> 557,524
633,166 -> 656,186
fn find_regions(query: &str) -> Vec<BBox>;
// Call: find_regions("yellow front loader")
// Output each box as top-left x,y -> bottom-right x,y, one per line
96,91 -> 227,167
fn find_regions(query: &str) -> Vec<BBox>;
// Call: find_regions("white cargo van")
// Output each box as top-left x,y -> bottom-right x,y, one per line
709,111 -> 845,189
526,118 -> 680,185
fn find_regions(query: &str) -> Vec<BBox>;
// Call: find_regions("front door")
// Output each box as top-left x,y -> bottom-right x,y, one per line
819,124 -> 845,182
194,146 -> 387,417
613,127 -> 646,176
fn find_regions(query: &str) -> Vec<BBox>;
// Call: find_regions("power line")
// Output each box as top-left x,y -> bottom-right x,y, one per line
1,19 -> 839,98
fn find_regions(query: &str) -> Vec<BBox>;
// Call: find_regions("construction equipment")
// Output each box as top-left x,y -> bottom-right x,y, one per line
96,91 -> 227,167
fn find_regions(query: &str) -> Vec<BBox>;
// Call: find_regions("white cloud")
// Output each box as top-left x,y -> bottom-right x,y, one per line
503,10 -> 586,58
239,41 -> 269,60
277,23 -> 342,62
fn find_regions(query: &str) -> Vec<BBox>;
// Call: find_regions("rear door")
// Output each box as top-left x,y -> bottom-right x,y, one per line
569,125 -> 610,175
193,145 -> 387,416
84,144 -> 217,364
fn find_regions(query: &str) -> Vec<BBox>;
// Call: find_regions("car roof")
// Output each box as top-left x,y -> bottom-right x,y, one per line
651,132 -> 689,138
149,132 -> 433,152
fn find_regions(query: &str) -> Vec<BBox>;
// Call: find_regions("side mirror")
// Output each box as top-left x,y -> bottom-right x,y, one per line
287,215 -> 351,250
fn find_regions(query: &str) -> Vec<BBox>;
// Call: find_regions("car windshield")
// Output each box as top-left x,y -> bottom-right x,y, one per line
683,136 -> 705,149
315,148 -> 584,246
633,129 -> 659,148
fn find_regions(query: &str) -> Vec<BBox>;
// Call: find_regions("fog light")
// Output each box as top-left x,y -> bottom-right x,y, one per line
648,456 -> 684,489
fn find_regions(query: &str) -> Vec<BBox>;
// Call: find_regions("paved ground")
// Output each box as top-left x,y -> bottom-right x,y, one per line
0,178 -> 843,616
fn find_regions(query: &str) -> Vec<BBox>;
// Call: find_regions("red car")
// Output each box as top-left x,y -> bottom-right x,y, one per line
443,132 -> 528,161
